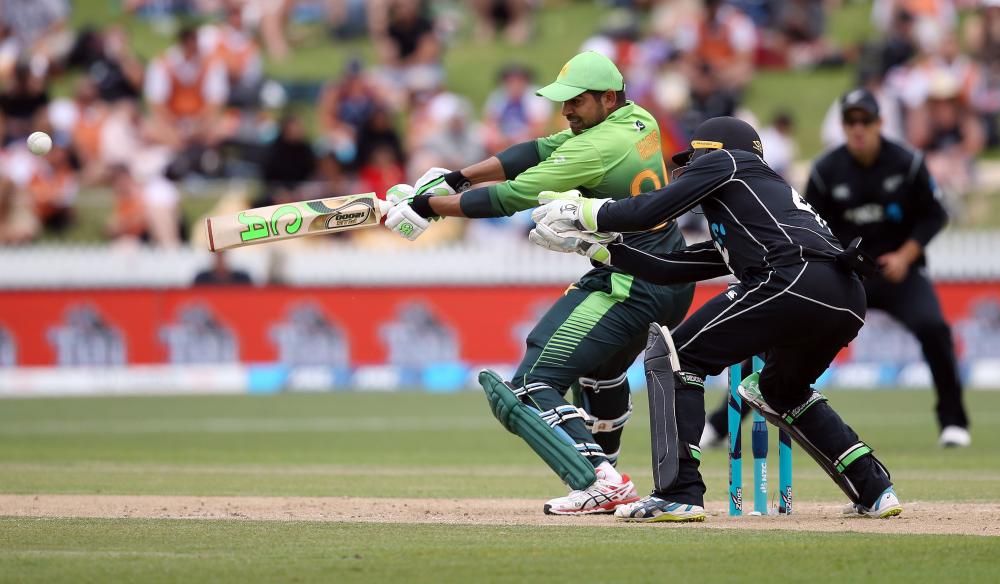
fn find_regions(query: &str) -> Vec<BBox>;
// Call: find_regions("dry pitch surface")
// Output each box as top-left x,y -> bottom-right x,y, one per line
1,495 -> 996,537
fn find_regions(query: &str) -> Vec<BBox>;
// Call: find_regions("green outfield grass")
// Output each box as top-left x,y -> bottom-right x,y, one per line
1,389 -> 998,582
1,390 -> 998,500
1,388 -> 999,582
1,518 -> 997,584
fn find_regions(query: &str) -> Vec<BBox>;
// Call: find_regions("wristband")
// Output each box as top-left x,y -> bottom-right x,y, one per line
409,194 -> 439,219
444,170 -> 472,192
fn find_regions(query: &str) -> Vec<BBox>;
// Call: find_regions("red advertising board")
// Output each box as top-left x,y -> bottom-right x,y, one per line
0,283 -> 998,367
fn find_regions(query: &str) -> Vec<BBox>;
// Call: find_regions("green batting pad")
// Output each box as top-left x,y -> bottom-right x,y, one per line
479,369 -> 597,491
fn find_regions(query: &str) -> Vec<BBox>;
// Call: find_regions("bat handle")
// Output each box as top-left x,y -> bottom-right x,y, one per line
376,198 -> 393,220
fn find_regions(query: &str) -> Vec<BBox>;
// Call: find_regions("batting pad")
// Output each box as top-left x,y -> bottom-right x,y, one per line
479,369 -> 597,491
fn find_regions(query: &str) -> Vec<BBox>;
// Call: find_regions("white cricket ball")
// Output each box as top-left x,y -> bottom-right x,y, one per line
27,131 -> 53,156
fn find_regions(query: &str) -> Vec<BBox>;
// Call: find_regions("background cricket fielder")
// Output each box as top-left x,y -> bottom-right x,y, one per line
384,51 -> 694,515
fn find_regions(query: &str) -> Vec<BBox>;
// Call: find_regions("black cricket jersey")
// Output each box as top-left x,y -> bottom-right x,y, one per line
805,138 -> 947,263
596,149 -> 845,286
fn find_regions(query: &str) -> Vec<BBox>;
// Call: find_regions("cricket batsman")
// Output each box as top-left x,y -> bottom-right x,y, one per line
383,51 -> 694,514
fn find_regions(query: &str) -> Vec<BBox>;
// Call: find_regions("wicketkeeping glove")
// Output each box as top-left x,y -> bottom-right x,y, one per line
530,190 -> 610,233
528,221 -> 621,265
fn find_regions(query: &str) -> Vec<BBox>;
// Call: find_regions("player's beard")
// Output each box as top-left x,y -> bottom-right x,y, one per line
568,103 -> 607,134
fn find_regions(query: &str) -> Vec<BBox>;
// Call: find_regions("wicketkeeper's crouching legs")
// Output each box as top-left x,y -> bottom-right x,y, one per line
619,267 -> 899,521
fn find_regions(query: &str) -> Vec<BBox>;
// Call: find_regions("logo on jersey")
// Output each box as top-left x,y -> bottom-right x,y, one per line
832,184 -> 850,201
725,287 -> 739,301
634,120 -> 645,132
844,203 -> 884,224
883,174 -> 903,193
710,222 -> 731,266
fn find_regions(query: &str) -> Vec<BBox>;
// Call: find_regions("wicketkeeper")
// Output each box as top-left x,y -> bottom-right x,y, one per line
383,52 -> 694,514
531,116 -> 903,522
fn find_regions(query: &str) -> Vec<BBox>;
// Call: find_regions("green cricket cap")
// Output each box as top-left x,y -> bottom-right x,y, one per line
536,51 -> 625,102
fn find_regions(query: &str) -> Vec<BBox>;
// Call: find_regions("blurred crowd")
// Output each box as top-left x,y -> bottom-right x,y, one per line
0,0 -> 998,248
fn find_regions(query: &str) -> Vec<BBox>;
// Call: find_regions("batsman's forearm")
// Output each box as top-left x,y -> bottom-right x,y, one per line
427,194 -> 468,218
424,188 -> 503,219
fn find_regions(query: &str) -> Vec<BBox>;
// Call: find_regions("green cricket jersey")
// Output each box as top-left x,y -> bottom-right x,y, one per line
487,102 -> 682,257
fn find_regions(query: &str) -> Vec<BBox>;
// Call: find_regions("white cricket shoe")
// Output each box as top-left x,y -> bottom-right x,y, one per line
939,425 -> 971,448
543,474 -> 639,515
700,424 -> 725,449
842,486 -> 903,518
614,494 -> 706,523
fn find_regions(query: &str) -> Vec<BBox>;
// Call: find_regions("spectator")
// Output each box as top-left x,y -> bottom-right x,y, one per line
45,78 -> 110,184
758,110 -> 796,180
67,25 -> 144,103
106,164 -> 148,243
0,175 -> 34,242
885,22 -> 979,114
357,107 -> 405,172
963,0 -> 1000,62
481,64 -> 551,154
257,0 -> 293,61
143,26 -> 229,152
106,164 -> 181,247
470,0 -> 532,44
0,25 -> 20,82
971,55 -> 1000,147
0,63 -> 49,145
258,115 -> 318,206
328,0 -> 369,40
872,0 -> 955,37
409,94 -> 486,177
358,144 -> 406,197
766,0 -> 842,69
198,1 -> 262,106
369,0 -> 443,98
194,252 -> 252,286
874,8 -> 919,75
317,58 -> 384,167
907,70 -> 985,210
0,0 -> 73,73
676,0 -> 756,95
26,143 -> 76,234
579,9 -> 642,69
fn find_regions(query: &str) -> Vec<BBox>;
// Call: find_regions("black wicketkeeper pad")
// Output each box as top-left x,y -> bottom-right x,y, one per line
644,324 -> 681,492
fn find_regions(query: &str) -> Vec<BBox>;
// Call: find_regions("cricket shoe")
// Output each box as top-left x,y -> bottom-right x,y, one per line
700,423 -> 726,450
614,495 -> 706,523
842,486 -> 903,518
939,425 -> 971,448
542,474 -> 639,515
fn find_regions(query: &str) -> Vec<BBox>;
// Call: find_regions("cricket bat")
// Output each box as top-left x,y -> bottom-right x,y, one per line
206,193 -> 390,251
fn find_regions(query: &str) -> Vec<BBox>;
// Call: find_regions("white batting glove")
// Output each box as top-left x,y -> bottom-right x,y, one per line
414,167 -> 458,197
528,222 -> 620,265
386,183 -> 415,205
531,190 -> 609,233
385,202 -> 429,241
383,183 -> 428,241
